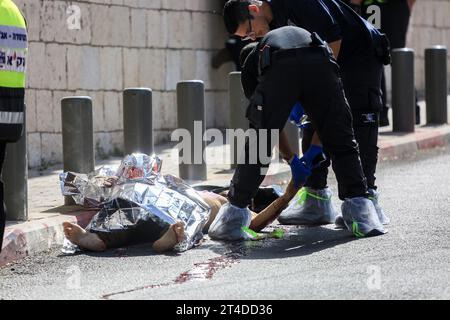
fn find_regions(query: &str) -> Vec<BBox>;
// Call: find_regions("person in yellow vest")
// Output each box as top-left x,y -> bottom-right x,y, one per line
0,0 -> 27,253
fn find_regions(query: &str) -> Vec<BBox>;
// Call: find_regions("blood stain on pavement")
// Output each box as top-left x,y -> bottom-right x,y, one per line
101,227 -> 290,299
101,252 -> 242,299
174,253 -> 240,284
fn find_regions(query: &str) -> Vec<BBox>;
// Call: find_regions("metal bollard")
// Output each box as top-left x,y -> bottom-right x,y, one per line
176,81 -> 207,181
392,48 -> 415,132
123,88 -> 153,155
229,72 -> 249,169
425,46 -> 448,124
3,109 -> 28,221
61,97 -> 95,205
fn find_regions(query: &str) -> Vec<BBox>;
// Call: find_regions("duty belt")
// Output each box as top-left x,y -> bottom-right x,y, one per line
258,32 -> 334,75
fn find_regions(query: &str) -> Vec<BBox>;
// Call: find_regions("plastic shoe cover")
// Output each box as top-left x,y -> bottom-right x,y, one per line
368,189 -> 390,225
334,215 -> 345,229
278,187 -> 337,225
208,203 -> 252,241
341,197 -> 386,237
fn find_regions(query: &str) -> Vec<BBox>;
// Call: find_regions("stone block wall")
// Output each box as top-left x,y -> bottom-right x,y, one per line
406,0 -> 450,94
14,0 -> 233,168
11,0 -> 450,168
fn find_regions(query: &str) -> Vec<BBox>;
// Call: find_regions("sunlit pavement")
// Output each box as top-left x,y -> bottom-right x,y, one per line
1,147 -> 450,300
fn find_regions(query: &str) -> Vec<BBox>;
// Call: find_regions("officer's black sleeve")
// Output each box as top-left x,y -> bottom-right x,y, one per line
290,0 -> 342,43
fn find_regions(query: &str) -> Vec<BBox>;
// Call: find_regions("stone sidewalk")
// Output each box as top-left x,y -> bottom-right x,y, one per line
24,122 -> 450,224
2,119 -> 450,267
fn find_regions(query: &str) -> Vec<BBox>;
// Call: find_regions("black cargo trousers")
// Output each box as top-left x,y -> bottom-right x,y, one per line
0,141 -> 5,253
0,90 -> 25,253
302,50 -> 384,191
229,45 -> 369,208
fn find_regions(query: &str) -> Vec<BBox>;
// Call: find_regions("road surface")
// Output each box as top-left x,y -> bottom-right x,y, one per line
1,147 -> 450,300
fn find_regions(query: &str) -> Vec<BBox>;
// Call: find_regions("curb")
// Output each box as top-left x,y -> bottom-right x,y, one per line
379,125 -> 450,160
0,209 -> 97,267
1,125 -> 450,267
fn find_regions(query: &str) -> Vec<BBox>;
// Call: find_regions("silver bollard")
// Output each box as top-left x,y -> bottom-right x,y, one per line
4,111 -> 28,221
425,46 -> 448,124
123,88 -> 153,155
229,72 -> 249,169
61,97 -> 95,205
176,81 -> 207,181
392,48 -> 415,132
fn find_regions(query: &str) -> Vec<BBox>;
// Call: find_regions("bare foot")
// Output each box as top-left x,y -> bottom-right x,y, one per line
62,222 -> 107,252
152,222 -> 185,253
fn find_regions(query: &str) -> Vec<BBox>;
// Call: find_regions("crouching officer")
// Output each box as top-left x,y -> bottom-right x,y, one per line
223,0 -> 391,229
0,0 -> 27,253
208,26 -> 387,240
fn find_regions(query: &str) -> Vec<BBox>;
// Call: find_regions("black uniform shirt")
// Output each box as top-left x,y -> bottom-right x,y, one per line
267,0 -> 381,64
241,26 -> 312,99
268,0 -> 341,43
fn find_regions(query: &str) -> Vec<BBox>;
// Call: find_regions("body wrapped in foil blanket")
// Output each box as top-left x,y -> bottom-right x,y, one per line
60,154 -> 211,252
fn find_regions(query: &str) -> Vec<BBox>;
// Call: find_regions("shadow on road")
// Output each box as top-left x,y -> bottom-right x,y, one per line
207,225 -> 357,260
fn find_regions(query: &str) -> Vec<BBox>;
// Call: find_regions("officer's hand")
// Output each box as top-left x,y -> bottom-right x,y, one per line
289,146 -> 327,188
289,155 -> 312,188
289,102 -> 305,127
302,145 -> 327,170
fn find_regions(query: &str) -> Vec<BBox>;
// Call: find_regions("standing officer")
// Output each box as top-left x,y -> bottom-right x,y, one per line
222,0 -> 391,227
346,0 -> 418,126
208,26 -> 386,240
0,0 -> 27,253
212,0 -> 253,70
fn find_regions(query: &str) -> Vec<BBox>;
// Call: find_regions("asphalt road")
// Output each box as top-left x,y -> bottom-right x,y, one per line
1,147 -> 450,300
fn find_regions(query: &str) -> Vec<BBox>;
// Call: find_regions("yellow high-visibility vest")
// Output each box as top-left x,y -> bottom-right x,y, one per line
0,0 -> 27,89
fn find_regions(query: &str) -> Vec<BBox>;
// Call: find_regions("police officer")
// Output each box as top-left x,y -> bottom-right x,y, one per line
0,0 -> 27,253
212,0 -> 253,70
208,26 -> 386,240
222,0 -> 391,227
346,0 -> 418,126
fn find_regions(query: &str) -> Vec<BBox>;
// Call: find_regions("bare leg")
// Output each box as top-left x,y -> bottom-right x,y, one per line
250,180 -> 300,232
199,184 -> 299,234
62,222 -> 107,252
152,221 -> 185,253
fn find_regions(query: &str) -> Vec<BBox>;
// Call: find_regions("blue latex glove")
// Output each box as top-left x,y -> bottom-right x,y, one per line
302,145 -> 326,170
289,146 -> 327,188
289,102 -> 304,126
289,154 -> 312,188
